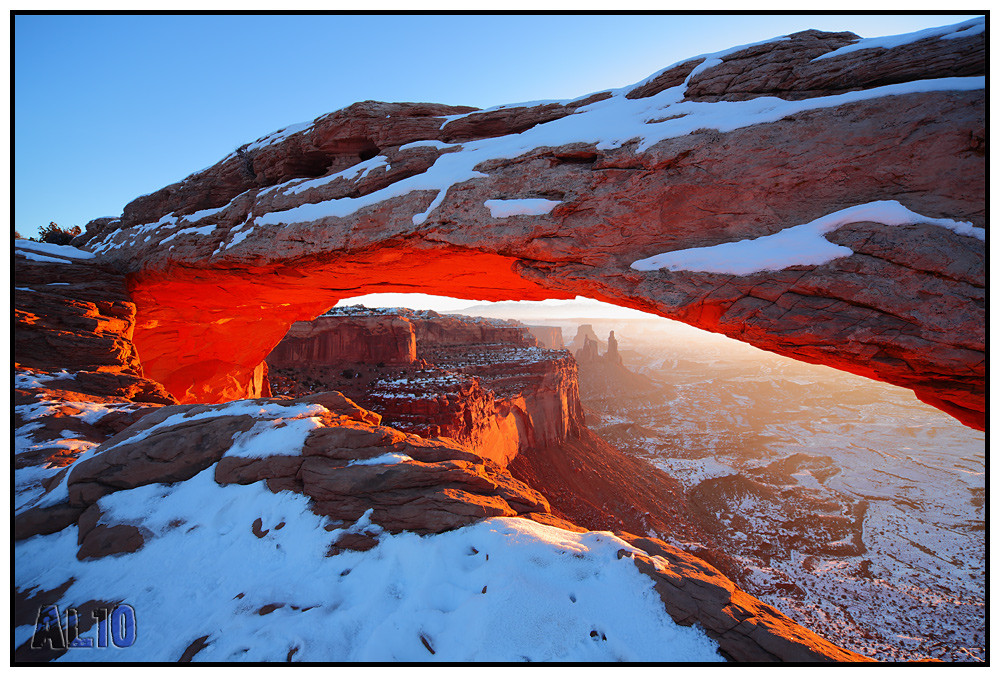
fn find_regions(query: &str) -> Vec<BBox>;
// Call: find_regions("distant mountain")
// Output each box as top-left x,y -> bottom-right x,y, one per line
453,298 -> 655,322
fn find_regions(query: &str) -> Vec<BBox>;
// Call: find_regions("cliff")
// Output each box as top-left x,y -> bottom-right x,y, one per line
18,16 -> 984,663
572,328 -> 655,400
71,18 -> 983,429
267,308 -> 580,467
267,314 -> 418,368
14,241 -> 176,405
526,325 -> 564,349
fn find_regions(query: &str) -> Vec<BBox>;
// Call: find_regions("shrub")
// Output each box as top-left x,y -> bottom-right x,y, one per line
37,222 -> 81,245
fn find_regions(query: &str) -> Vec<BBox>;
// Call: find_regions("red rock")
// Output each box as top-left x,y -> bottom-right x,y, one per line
216,455 -> 306,486
616,533 -> 870,662
79,23 -> 982,427
526,325 -> 563,349
329,531 -> 380,553
14,255 -> 175,405
682,27 -> 984,102
66,408 -> 260,506
296,390 -> 382,425
298,457 -> 500,502
76,503 -> 146,561
178,635 -> 211,662
270,310 -> 584,465
14,504 -> 85,541
509,428 -> 744,582
404,310 -> 539,348
267,314 -> 417,368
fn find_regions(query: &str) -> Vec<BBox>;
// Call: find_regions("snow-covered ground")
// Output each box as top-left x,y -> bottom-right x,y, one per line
570,318 -> 985,662
16,473 -> 724,662
14,367 -> 725,662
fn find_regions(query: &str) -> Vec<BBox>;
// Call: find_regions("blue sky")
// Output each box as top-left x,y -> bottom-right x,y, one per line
14,12 -> 981,240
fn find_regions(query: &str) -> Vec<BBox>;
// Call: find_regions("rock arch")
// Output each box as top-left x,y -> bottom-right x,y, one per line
80,21 -> 985,429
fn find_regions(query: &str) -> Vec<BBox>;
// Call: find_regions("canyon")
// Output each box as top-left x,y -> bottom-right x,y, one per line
564,316 -> 985,661
14,16 -> 985,664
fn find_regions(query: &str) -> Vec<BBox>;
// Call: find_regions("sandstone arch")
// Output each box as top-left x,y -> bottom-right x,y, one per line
79,22 -> 985,429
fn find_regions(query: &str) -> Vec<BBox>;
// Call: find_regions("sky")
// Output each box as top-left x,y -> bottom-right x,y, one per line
12,12 -> 982,314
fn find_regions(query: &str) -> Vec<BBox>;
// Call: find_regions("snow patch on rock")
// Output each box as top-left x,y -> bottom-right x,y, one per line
484,199 -> 561,218
812,16 -> 985,61
630,200 -> 983,275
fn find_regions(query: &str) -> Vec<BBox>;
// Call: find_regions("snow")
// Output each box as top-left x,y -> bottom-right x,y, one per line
102,401 -> 328,454
579,323 -> 985,661
222,224 -> 255,250
15,239 -> 96,260
159,224 -> 216,245
252,72 -> 982,231
15,467 -> 724,662
348,452 -> 414,466
244,120 -> 313,152
399,140 -> 459,151
630,200 -> 983,275
177,204 -> 228,224
86,19 -> 983,256
942,21 -> 986,41
13,368 -> 156,514
628,33 -> 792,94
223,416 -> 324,459
812,17 -> 985,61
277,155 -> 390,198
484,198 -> 561,218
15,240 -> 96,263
16,252 -> 73,264
14,370 -> 74,389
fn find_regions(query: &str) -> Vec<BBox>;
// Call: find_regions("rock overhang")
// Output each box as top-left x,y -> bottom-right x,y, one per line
74,18 -> 984,428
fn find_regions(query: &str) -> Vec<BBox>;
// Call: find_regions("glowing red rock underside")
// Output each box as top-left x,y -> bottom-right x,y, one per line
127,248 -> 574,404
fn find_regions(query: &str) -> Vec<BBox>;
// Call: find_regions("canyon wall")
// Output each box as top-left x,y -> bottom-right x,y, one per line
527,325 -> 564,349
75,19 -> 984,427
267,314 -> 418,368
266,309 -> 581,467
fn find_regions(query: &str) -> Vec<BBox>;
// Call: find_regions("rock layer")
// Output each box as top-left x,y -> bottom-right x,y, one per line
267,314 -> 418,368
14,244 -> 175,405
79,19 -> 984,426
21,387 -> 864,662
268,308 -> 583,466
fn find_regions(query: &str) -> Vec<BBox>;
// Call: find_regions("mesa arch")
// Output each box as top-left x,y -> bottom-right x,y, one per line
77,20 -> 985,429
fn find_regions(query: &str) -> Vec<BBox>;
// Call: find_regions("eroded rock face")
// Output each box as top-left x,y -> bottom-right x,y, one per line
617,533 -> 868,662
268,308 -> 583,466
79,20 -> 985,428
14,245 -> 175,405
13,247 -> 179,542
267,314 -> 418,368
58,394 -> 552,543
527,325 -> 563,349
20,389 -> 864,661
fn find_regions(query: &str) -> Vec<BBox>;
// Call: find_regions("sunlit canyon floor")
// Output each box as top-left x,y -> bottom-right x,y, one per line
561,317 -> 985,662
